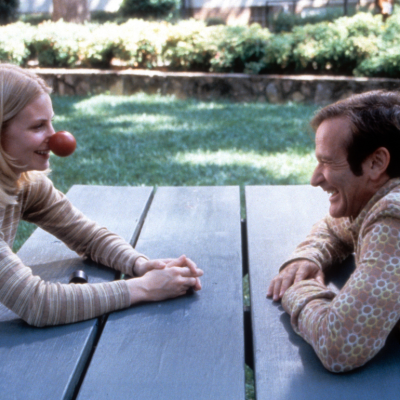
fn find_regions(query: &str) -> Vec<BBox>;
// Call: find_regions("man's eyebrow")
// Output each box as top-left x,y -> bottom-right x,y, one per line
316,154 -> 333,162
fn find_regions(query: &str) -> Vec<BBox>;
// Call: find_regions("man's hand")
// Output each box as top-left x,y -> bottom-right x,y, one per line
267,260 -> 324,301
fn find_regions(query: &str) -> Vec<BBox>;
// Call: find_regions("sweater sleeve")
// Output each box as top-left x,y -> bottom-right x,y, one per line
280,215 -> 354,272
22,176 -> 147,276
282,215 -> 400,373
0,238 -> 131,327
0,176 -> 146,327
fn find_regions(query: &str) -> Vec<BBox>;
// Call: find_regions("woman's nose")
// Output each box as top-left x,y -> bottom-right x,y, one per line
47,124 -> 55,138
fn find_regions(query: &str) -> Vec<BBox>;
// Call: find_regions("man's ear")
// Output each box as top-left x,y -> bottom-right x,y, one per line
365,147 -> 390,180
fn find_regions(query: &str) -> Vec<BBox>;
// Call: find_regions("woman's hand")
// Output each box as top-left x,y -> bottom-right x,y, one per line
133,255 -> 202,291
127,261 -> 204,304
164,255 -> 202,291
133,257 -> 168,277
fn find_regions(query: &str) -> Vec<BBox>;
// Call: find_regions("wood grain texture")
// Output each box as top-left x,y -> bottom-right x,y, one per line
246,185 -> 400,400
77,186 -> 245,400
0,185 -> 153,400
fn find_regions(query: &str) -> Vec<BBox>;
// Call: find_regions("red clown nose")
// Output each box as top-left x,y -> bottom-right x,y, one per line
49,131 -> 77,157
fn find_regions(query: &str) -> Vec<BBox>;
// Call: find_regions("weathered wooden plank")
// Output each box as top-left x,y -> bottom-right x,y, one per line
77,186 -> 245,400
0,185 -> 153,400
246,185 -> 400,400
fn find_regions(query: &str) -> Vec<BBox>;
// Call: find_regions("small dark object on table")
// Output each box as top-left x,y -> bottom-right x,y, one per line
69,270 -> 88,284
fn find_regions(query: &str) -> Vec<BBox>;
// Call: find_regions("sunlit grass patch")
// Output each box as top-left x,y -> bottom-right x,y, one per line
175,149 -> 316,184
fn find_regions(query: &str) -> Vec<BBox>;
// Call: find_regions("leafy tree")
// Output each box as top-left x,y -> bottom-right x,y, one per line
0,0 -> 19,25
119,0 -> 180,19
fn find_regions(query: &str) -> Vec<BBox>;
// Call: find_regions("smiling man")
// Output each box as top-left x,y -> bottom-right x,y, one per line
267,91 -> 400,373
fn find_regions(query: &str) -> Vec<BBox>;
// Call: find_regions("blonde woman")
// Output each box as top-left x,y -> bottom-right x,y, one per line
0,64 -> 203,327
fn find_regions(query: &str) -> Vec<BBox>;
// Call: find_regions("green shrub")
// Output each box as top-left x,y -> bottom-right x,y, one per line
119,0 -> 180,19
326,12 -> 381,75
162,19 -> 215,71
115,19 -> 165,68
291,22 -> 343,72
0,22 -> 33,65
162,22 -> 271,73
261,33 -> 295,73
288,13 -> 381,74
271,12 -> 297,33
0,11 -> 397,76
210,24 -> 271,73
32,21 -> 89,67
354,49 -> 400,77
80,23 -> 121,68
381,7 -> 400,42
354,9 -> 400,77
271,7 -> 350,33
0,0 -> 19,25
338,11 -> 382,37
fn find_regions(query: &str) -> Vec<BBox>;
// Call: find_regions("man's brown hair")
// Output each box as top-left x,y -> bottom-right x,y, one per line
311,90 -> 400,177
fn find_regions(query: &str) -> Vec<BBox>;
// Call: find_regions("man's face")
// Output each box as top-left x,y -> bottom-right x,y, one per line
311,117 -> 375,219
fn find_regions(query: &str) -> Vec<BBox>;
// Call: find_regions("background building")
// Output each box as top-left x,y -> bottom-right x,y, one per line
183,0 -> 374,26
20,0 -> 376,26
18,0 -> 123,13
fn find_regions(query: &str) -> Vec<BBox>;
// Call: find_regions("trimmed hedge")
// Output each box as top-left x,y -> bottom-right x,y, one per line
1,10 -> 399,77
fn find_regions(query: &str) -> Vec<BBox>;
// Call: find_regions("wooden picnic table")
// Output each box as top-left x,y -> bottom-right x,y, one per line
0,185 -> 399,400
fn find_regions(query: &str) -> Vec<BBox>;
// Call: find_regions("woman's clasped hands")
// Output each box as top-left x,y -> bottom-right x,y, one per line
127,255 -> 203,304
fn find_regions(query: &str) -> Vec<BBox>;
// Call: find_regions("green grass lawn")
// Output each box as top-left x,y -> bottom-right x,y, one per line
64,93 -> 318,190
14,93 -> 319,400
14,93 -> 319,250
51,93 -> 317,189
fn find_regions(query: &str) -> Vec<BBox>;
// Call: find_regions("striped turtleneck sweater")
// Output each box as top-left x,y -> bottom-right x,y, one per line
0,174 -> 145,327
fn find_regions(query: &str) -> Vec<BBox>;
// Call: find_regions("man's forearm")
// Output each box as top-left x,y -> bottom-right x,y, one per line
280,217 -> 353,272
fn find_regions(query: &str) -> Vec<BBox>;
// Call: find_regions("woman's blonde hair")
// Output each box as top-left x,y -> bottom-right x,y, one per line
0,63 -> 52,206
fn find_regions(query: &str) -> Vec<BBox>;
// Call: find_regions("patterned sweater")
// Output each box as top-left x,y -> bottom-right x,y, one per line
281,178 -> 400,373
0,174 -> 145,327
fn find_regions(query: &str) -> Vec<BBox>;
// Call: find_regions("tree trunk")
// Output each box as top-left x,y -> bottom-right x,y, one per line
53,0 -> 90,23
343,0 -> 348,16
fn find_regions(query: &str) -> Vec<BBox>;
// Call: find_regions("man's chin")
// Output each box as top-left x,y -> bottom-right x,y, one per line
328,205 -> 345,219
